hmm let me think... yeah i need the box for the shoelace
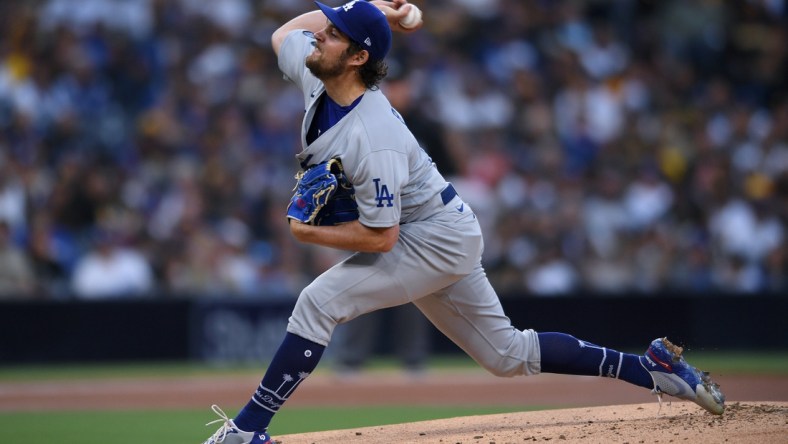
[205,404,234,443]
[651,387,669,414]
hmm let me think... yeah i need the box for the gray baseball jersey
[279,30,541,377]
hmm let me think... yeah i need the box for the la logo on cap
[342,0,360,12]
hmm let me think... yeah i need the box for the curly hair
[345,40,388,90]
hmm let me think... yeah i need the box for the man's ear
[349,49,369,67]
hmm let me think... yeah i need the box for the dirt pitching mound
[275,401,788,444]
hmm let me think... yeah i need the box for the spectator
[525,242,579,296]
[0,162,27,236]
[71,229,154,299]
[709,195,784,265]
[26,212,71,298]
[0,220,35,298]
[623,167,674,231]
[215,216,259,296]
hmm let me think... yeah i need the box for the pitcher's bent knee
[286,287,339,347]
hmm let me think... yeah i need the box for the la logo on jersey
[373,178,394,207]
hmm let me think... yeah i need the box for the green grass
[0,406,537,443]
[676,352,788,375]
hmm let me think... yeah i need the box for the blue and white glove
[286,158,358,225]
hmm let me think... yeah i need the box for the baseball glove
[286,158,359,225]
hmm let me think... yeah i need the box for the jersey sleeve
[277,30,322,96]
[351,150,408,228]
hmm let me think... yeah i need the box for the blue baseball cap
[314,0,392,61]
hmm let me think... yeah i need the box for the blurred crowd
[0,0,786,300]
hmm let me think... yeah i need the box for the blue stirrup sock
[234,332,325,433]
[538,332,652,389]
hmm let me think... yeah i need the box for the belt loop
[440,183,457,205]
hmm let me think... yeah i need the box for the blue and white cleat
[202,405,274,444]
[640,338,725,415]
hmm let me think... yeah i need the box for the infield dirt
[276,401,788,444]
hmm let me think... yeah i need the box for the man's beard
[306,50,349,80]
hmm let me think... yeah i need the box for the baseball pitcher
[202,1,725,443]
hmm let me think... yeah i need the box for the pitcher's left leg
[414,264,724,414]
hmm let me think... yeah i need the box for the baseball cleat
[202,405,274,444]
[640,338,725,415]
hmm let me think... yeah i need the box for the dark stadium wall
[0,295,785,364]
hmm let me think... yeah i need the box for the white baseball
[399,4,422,29]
